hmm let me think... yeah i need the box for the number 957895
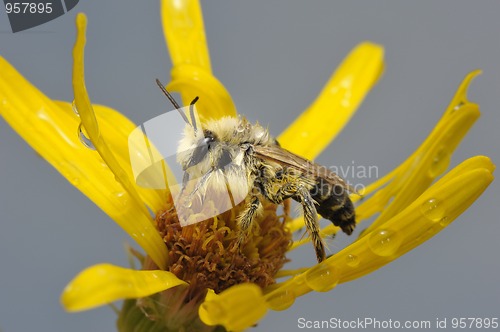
[5,2,53,14]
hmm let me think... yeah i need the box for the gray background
[1,1,499,331]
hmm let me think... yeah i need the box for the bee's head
[177,127,218,171]
[177,117,244,174]
[154,80,247,175]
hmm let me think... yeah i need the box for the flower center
[154,194,292,295]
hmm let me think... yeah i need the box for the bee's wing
[253,145,358,194]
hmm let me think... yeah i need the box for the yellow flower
[0,1,494,331]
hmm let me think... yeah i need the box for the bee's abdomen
[311,181,356,235]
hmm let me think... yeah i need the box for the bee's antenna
[189,96,199,132]
[155,79,190,125]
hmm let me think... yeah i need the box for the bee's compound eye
[204,136,214,147]
[203,130,216,149]
[275,170,283,180]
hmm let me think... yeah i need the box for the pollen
[154,195,292,295]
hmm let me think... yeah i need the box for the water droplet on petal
[452,101,465,112]
[368,229,402,257]
[57,162,87,187]
[99,161,109,169]
[78,123,96,150]
[305,263,340,292]
[346,254,360,267]
[439,216,451,227]
[1,98,10,114]
[72,100,79,116]
[112,191,128,206]
[266,289,295,311]
[425,225,439,236]
[292,275,304,286]
[421,198,446,222]
[428,147,451,177]
[183,199,193,208]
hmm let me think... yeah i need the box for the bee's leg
[177,171,190,198]
[184,167,215,202]
[296,186,325,263]
[260,180,297,204]
[236,196,262,249]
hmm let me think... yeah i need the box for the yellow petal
[339,162,494,282]
[286,70,481,236]
[0,56,167,269]
[61,264,186,312]
[73,14,168,269]
[161,0,236,120]
[161,0,211,72]
[199,283,268,331]
[359,70,481,202]
[73,14,145,215]
[359,70,481,234]
[0,16,170,269]
[430,155,495,186]
[268,157,493,298]
[279,42,384,160]
[54,101,168,213]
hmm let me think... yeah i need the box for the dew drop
[266,289,295,311]
[58,162,85,186]
[292,275,304,286]
[72,100,79,116]
[345,254,360,267]
[452,101,465,112]
[425,225,439,236]
[183,199,193,208]
[1,98,10,114]
[439,216,451,227]
[341,98,351,108]
[304,263,340,292]
[368,229,402,257]
[77,123,96,150]
[428,147,451,177]
[112,191,128,206]
[420,198,446,222]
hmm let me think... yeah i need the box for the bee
[156,80,356,263]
